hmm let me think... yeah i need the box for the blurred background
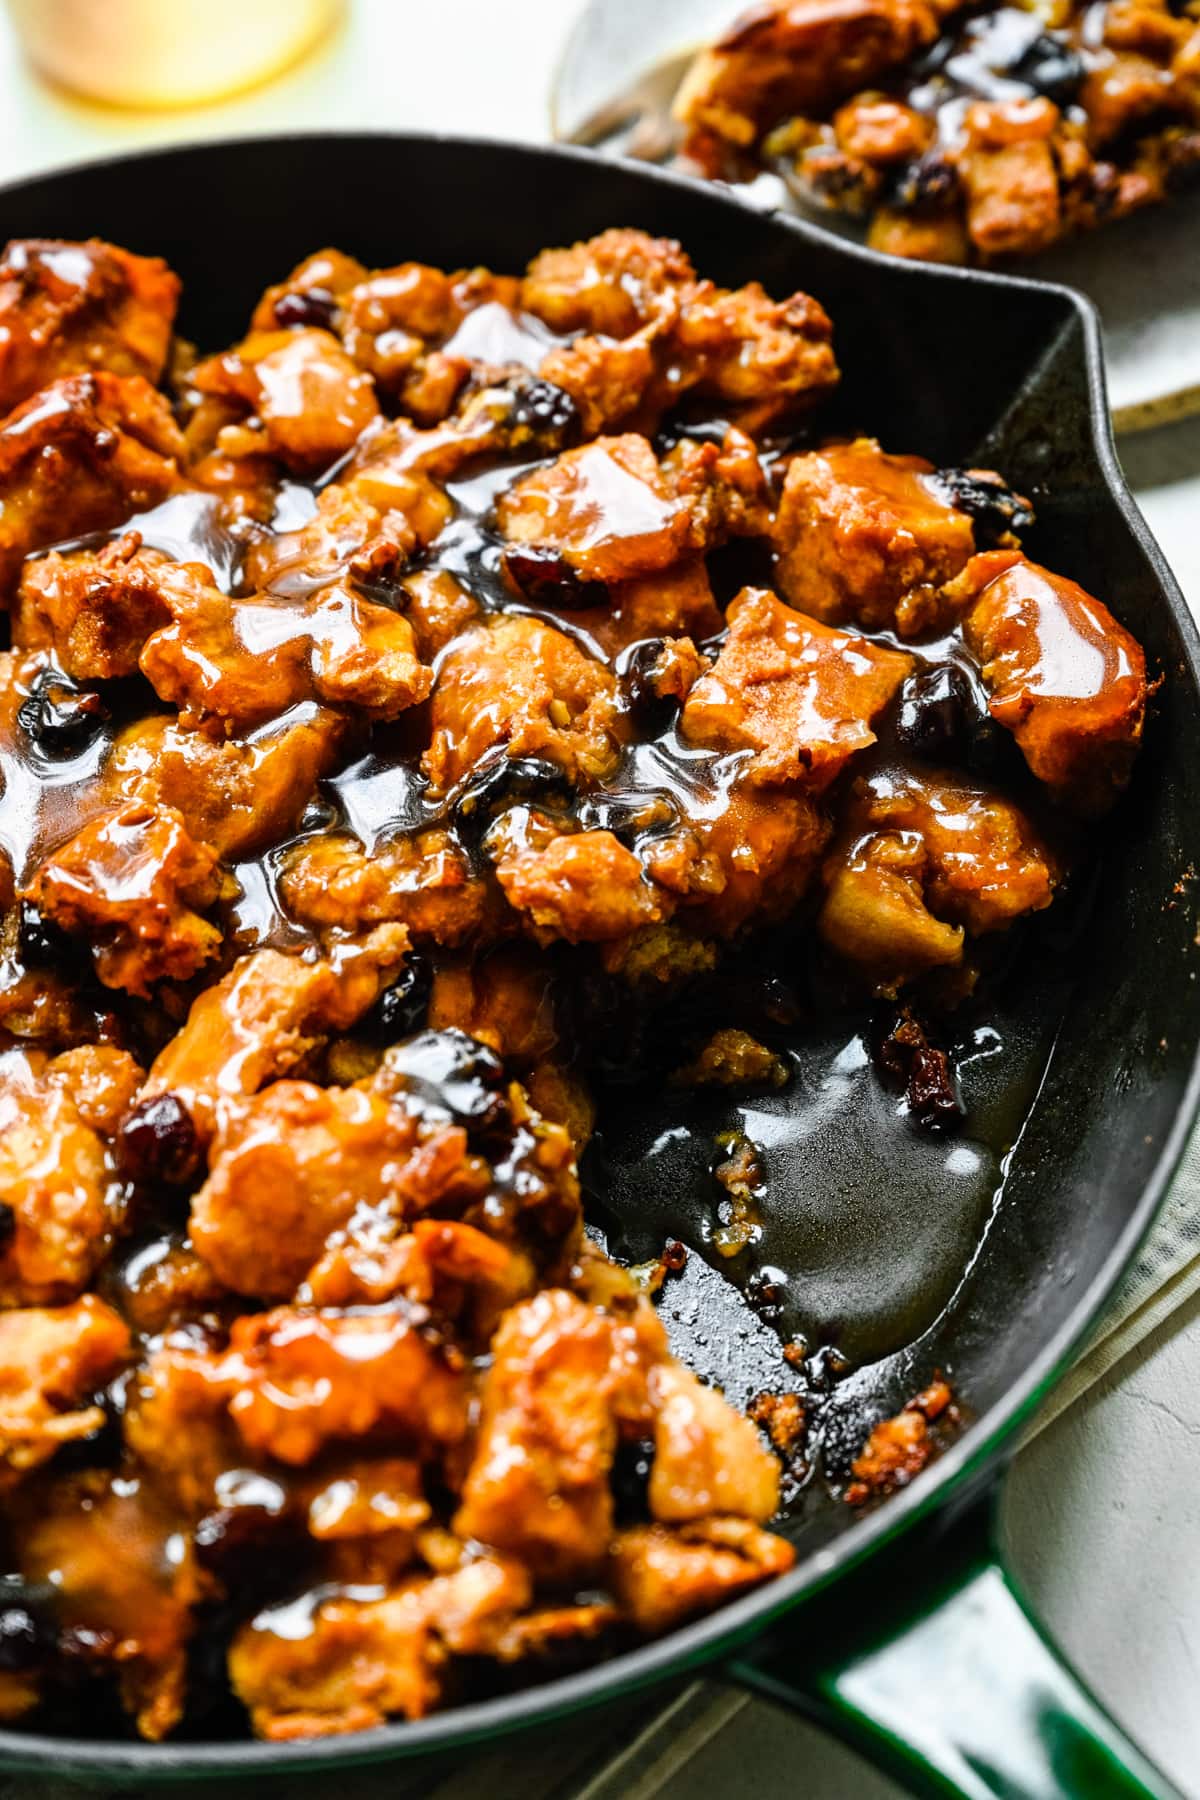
[0,0,580,175]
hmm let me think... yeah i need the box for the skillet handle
[726,1491,1184,1800]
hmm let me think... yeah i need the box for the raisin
[502,545,607,610]
[17,671,109,759]
[798,146,880,216]
[747,1267,788,1327]
[453,753,573,845]
[895,664,972,763]
[117,1093,201,1188]
[382,1028,507,1132]
[889,152,960,216]
[360,952,433,1045]
[870,1006,964,1133]
[934,467,1035,544]
[1005,34,1084,106]
[504,375,581,448]
[611,1437,656,1524]
[618,637,679,736]
[16,901,80,971]
[0,1203,13,1254]
[273,287,338,330]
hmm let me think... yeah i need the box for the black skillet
[1,134,1198,1799]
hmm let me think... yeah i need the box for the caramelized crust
[0,372,183,599]
[0,238,179,414]
[774,440,977,636]
[962,554,1148,814]
[680,586,913,786]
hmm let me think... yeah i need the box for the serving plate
[551,0,1200,433]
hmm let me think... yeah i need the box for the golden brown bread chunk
[497,434,697,584]
[0,372,183,599]
[819,765,1061,990]
[106,706,352,862]
[13,1469,202,1739]
[455,1289,661,1578]
[959,98,1063,260]
[681,586,913,787]
[26,803,225,996]
[134,556,430,733]
[0,1295,130,1481]
[773,439,978,636]
[525,230,837,433]
[609,1516,795,1634]
[648,1361,781,1522]
[15,534,172,680]
[962,553,1148,815]
[142,929,410,1141]
[0,237,179,413]
[228,1302,471,1466]
[229,1555,538,1738]
[188,326,379,475]
[190,1078,486,1300]
[278,830,490,949]
[496,829,666,946]
[423,614,624,795]
[0,1046,141,1305]
[674,0,946,147]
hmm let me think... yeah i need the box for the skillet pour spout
[0,133,1195,1799]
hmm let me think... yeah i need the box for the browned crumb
[711,1131,765,1258]
[845,1376,957,1505]
[748,1389,806,1458]
[672,1027,789,1090]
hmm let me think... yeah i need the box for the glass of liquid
[5,0,344,108]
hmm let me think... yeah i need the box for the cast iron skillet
[1,133,1198,1800]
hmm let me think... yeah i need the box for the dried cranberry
[618,637,679,736]
[661,1238,688,1273]
[907,1043,963,1131]
[117,1093,201,1187]
[503,545,607,609]
[273,286,338,330]
[895,664,972,763]
[17,670,109,758]
[360,952,433,1045]
[934,468,1035,544]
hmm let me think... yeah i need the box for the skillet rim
[0,128,1197,1778]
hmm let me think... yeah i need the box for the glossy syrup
[1,381,1095,1505]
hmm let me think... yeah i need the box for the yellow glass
[5,0,343,109]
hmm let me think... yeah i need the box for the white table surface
[1,4,1198,1794]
